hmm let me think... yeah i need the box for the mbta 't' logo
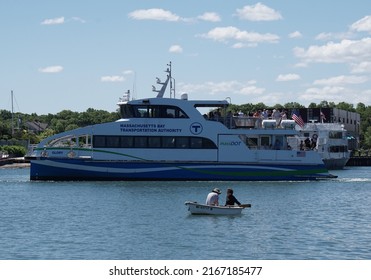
[190,122,203,135]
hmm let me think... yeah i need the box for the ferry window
[329,131,342,139]
[261,136,270,148]
[148,106,159,118]
[202,138,217,149]
[162,137,175,148]
[247,137,258,148]
[136,106,149,118]
[134,137,147,148]
[78,135,90,147]
[178,109,188,118]
[148,136,161,148]
[120,105,135,118]
[106,136,120,148]
[190,137,202,148]
[153,106,164,118]
[176,137,189,148]
[163,106,188,118]
[93,136,106,148]
[121,136,134,148]
[166,107,176,118]
[329,145,347,153]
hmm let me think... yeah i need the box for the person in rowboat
[206,188,221,206]
[225,188,241,206]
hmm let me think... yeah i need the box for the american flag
[320,111,326,123]
[292,109,305,128]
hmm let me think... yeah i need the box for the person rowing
[225,188,241,206]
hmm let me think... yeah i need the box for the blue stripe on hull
[30,158,334,181]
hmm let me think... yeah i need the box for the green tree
[283,102,304,109]
[336,102,355,112]
[363,127,371,148]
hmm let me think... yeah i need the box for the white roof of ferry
[118,97,229,108]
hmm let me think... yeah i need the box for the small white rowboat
[185,201,251,215]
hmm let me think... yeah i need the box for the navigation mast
[152,61,176,98]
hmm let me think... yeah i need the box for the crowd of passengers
[300,137,317,151]
[204,108,290,128]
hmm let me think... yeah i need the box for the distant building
[25,121,48,134]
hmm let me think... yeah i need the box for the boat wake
[336,178,371,183]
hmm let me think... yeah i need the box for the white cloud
[200,26,279,45]
[123,70,134,75]
[41,16,86,25]
[350,15,371,33]
[169,45,183,53]
[41,17,65,25]
[38,65,63,73]
[350,61,371,73]
[299,86,370,105]
[128,8,181,21]
[276,74,301,82]
[313,75,368,86]
[178,80,265,96]
[315,32,335,41]
[101,76,125,82]
[236,3,282,21]
[301,86,346,102]
[315,32,351,41]
[293,37,371,63]
[288,31,302,39]
[240,85,265,95]
[70,17,86,24]
[197,12,221,22]
[232,42,258,48]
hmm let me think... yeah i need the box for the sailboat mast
[11,90,14,136]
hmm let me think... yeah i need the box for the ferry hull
[323,158,350,170]
[30,158,335,181]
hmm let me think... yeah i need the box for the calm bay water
[0,167,370,260]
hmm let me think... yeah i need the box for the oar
[240,203,251,208]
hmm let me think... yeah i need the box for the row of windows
[120,104,188,119]
[329,145,348,153]
[93,135,217,149]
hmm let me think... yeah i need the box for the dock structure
[0,157,30,168]
[347,156,371,166]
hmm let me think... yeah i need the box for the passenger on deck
[272,109,281,126]
[300,140,305,150]
[208,111,214,120]
[274,139,281,150]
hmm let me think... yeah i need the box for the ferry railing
[207,116,298,130]
[232,116,262,128]
[25,144,38,157]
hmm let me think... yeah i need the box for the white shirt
[206,192,219,206]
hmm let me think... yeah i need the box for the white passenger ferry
[28,63,336,181]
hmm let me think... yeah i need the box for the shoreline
[0,157,30,169]
[0,162,30,168]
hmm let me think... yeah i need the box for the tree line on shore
[1,100,371,152]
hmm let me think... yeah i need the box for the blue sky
[1,0,371,114]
